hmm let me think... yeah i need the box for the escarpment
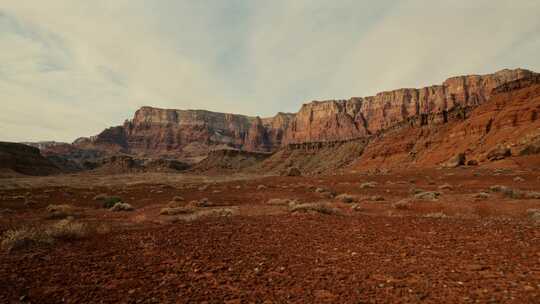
[72,69,536,160]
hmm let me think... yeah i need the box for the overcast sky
[2,0,540,142]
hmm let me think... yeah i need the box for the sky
[1,0,540,142]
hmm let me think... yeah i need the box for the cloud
[1,0,539,142]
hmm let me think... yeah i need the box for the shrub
[1,219,87,252]
[369,195,385,201]
[172,196,185,202]
[110,202,134,212]
[392,200,411,210]
[289,202,342,215]
[414,191,441,201]
[194,198,211,207]
[45,219,87,240]
[490,186,540,199]
[93,193,108,201]
[1,227,53,252]
[360,182,377,189]
[336,194,355,203]
[160,206,196,216]
[474,192,490,200]
[103,196,122,208]
[424,212,448,218]
[527,209,540,222]
[438,184,453,191]
[266,198,295,206]
[177,208,235,222]
[46,204,75,219]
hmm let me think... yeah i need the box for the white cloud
[1,0,539,142]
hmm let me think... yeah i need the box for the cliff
[74,69,536,158]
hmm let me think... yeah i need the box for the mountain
[0,142,61,177]
[73,69,535,160]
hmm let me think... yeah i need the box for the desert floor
[1,167,539,303]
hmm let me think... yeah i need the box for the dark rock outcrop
[0,142,60,176]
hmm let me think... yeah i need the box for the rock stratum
[11,68,540,176]
[74,69,535,157]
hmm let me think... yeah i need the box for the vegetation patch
[289,202,342,215]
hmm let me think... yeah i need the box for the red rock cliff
[283,68,534,144]
[75,69,536,157]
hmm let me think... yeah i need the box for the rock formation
[75,69,535,159]
[0,142,60,176]
[283,68,534,144]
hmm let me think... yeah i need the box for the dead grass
[110,202,134,212]
[392,200,412,210]
[360,182,377,189]
[45,219,87,240]
[336,194,356,203]
[46,204,76,219]
[176,208,235,222]
[1,219,87,252]
[160,206,196,215]
[424,212,448,219]
[490,185,540,199]
[289,202,342,215]
[266,198,296,206]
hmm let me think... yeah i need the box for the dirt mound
[0,142,61,176]
[93,155,190,174]
[254,139,368,175]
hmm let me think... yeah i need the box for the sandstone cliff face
[283,69,534,144]
[75,107,294,157]
[75,69,536,158]
[351,76,540,170]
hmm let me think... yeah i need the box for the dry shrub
[172,196,184,202]
[177,208,235,222]
[490,185,540,199]
[45,219,87,240]
[438,184,453,191]
[289,202,342,215]
[1,227,53,252]
[110,202,134,212]
[392,200,412,210]
[46,204,76,219]
[266,198,295,206]
[360,182,377,189]
[1,219,87,252]
[527,209,540,222]
[167,200,185,208]
[414,191,441,201]
[160,206,196,216]
[193,198,212,207]
[350,203,362,211]
[93,193,108,201]
[424,212,448,219]
[336,194,356,204]
[474,192,490,200]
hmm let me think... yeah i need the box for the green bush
[103,196,122,209]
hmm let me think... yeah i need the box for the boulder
[487,147,512,161]
[444,153,466,168]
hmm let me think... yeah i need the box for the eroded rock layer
[74,69,536,158]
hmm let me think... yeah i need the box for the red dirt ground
[1,167,539,303]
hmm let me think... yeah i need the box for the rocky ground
[0,167,539,303]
